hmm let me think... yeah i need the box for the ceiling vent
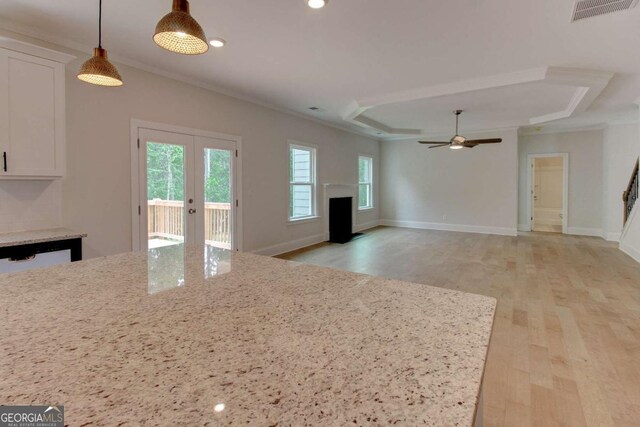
[571,0,639,21]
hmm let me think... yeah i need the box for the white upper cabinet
[0,38,74,179]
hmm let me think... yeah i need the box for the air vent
[571,0,638,21]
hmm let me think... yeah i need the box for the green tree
[146,143,230,203]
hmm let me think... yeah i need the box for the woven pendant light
[154,0,209,55]
[77,0,123,87]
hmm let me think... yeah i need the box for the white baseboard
[620,241,640,264]
[380,219,517,237]
[603,231,621,242]
[254,220,380,257]
[354,220,380,233]
[518,224,531,232]
[567,227,603,237]
[252,233,325,257]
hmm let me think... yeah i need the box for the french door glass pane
[290,184,312,218]
[204,148,232,249]
[146,142,186,249]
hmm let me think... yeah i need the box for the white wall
[602,122,640,241]
[518,130,603,236]
[0,31,380,258]
[61,60,380,258]
[0,180,62,233]
[380,129,519,236]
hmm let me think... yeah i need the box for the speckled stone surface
[0,244,495,426]
[0,228,87,248]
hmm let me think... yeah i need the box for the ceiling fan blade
[464,138,502,144]
[418,141,449,144]
[428,144,449,149]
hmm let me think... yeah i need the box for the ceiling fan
[418,110,502,150]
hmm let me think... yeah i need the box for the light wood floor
[279,227,640,427]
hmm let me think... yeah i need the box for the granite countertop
[0,228,87,248]
[0,244,496,426]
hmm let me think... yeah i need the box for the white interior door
[529,154,567,234]
[137,128,237,251]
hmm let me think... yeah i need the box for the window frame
[358,155,374,210]
[288,141,318,222]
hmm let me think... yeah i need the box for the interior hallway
[279,227,640,426]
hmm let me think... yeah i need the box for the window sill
[288,216,320,225]
[358,207,375,212]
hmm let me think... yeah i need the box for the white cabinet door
[0,48,66,178]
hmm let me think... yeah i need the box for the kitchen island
[0,244,495,426]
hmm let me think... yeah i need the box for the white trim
[358,154,374,210]
[518,224,531,232]
[567,227,603,237]
[603,231,621,242]
[130,119,243,252]
[518,124,607,136]
[619,203,639,263]
[620,201,638,241]
[252,233,326,257]
[288,140,318,222]
[380,220,517,237]
[620,241,640,264]
[344,67,612,137]
[354,220,380,233]
[527,153,569,234]
[0,24,379,141]
[0,36,75,63]
[323,183,359,240]
[383,126,519,142]
[287,216,320,225]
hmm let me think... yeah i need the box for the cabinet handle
[2,152,6,172]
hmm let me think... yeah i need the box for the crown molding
[345,67,613,137]
[381,126,520,142]
[0,20,380,143]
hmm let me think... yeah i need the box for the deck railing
[623,158,639,225]
[147,199,231,248]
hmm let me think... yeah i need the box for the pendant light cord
[98,0,102,48]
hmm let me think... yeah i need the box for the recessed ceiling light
[209,37,226,48]
[307,0,327,9]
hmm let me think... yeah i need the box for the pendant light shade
[77,0,123,87]
[78,48,123,86]
[154,0,209,55]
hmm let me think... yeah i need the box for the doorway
[527,153,568,234]
[131,122,241,251]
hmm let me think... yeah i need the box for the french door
[137,128,237,251]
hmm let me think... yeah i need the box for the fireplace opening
[329,197,361,244]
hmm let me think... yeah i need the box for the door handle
[188,208,196,214]
[2,151,6,172]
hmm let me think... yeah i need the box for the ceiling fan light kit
[77,0,123,87]
[418,110,502,150]
[154,0,209,55]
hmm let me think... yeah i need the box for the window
[358,156,373,209]
[289,143,317,220]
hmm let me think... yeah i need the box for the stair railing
[623,158,639,225]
